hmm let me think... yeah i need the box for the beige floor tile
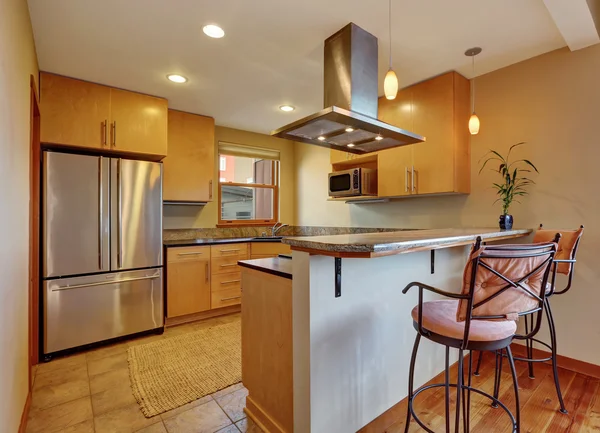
[215,388,248,423]
[127,333,165,347]
[91,382,137,416]
[163,400,232,433]
[160,395,213,420]
[86,342,128,362]
[135,422,168,432]
[36,354,87,375]
[26,396,93,433]
[88,352,128,376]
[211,383,244,400]
[34,363,89,390]
[94,402,160,433]
[31,378,90,410]
[57,419,95,433]
[217,314,241,325]
[216,425,241,433]
[235,418,262,433]
[89,367,130,394]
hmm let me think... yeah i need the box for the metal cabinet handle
[177,252,204,256]
[220,249,240,253]
[411,166,416,193]
[102,120,107,146]
[209,180,213,200]
[98,157,103,270]
[405,167,410,193]
[205,262,209,283]
[111,121,116,147]
[220,263,237,268]
[221,296,241,302]
[52,275,160,291]
[220,279,241,285]
[117,159,123,268]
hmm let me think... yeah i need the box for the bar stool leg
[524,315,535,379]
[404,334,421,433]
[492,349,503,408]
[462,351,473,432]
[506,346,521,433]
[474,351,484,376]
[455,350,464,433]
[444,346,451,433]
[545,299,568,414]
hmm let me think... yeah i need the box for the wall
[164,126,296,228]
[0,0,39,430]
[294,44,600,365]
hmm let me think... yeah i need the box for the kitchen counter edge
[238,257,293,280]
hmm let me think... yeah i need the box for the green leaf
[507,142,525,159]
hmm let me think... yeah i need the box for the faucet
[272,222,289,237]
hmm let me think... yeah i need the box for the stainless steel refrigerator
[42,151,164,356]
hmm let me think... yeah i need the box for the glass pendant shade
[469,113,480,135]
[384,69,398,100]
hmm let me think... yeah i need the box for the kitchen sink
[252,236,284,241]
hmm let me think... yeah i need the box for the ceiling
[28,0,571,134]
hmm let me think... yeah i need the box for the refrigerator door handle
[98,157,103,271]
[117,159,123,269]
[51,275,160,292]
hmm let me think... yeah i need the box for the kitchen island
[274,228,528,433]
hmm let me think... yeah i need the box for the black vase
[499,214,513,230]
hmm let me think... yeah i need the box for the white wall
[0,0,39,430]
[294,45,600,366]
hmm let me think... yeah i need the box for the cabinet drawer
[211,287,242,309]
[167,246,211,263]
[250,242,291,256]
[211,271,242,293]
[211,256,244,274]
[210,243,249,258]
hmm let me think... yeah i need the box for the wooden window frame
[217,158,279,227]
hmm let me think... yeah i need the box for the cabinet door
[167,248,211,318]
[40,72,111,149]
[377,88,414,196]
[411,73,455,194]
[164,110,215,202]
[109,88,168,157]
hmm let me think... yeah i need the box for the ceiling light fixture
[279,105,295,112]
[384,0,398,100]
[317,136,326,141]
[375,135,383,141]
[347,143,355,148]
[167,74,188,83]
[345,127,354,132]
[465,47,482,135]
[203,24,225,38]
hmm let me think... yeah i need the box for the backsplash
[163,226,407,241]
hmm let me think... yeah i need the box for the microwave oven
[328,168,377,197]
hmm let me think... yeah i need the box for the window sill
[217,221,277,228]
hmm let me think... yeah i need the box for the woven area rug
[128,320,241,417]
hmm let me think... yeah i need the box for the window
[218,142,280,226]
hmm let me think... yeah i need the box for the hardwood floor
[384,351,600,432]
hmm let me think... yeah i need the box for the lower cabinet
[166,246,211,318]
[250,242,291,259]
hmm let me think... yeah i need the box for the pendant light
[384,0,398,100]
[465,47,482,135]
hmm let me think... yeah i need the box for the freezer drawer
[44,269,163,354]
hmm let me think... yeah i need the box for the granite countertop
[238,256,292,279]
[282,228,532,258]
[164,237,285,247]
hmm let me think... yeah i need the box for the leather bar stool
[473,224,584,414]
[403,238,557,433]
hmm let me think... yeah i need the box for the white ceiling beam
[543,0,600,50]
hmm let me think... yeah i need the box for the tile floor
[27,313,262,433]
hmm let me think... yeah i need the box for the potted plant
[479,142,539,230]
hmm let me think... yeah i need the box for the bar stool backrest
[456,241,557,341]
[533,224,583,276]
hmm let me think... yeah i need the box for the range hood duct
[271,23,425,155]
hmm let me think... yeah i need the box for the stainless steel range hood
[271,23,425,155]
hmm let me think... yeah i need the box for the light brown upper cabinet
[163,110,215,202]
[40,72,111,149]
[40,72,168,158]
[377,71,471,196]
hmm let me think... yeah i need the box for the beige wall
[0,0,39,430]
[294,45,600,365]
[164,126,296,228]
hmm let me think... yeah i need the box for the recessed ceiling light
[347,143,355,148]
[167,74,187,83]
[345,127,354,132]
[279,105,295,112]
[317,136,326,141]
[375,135,383,141]
[203,24,225,38]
